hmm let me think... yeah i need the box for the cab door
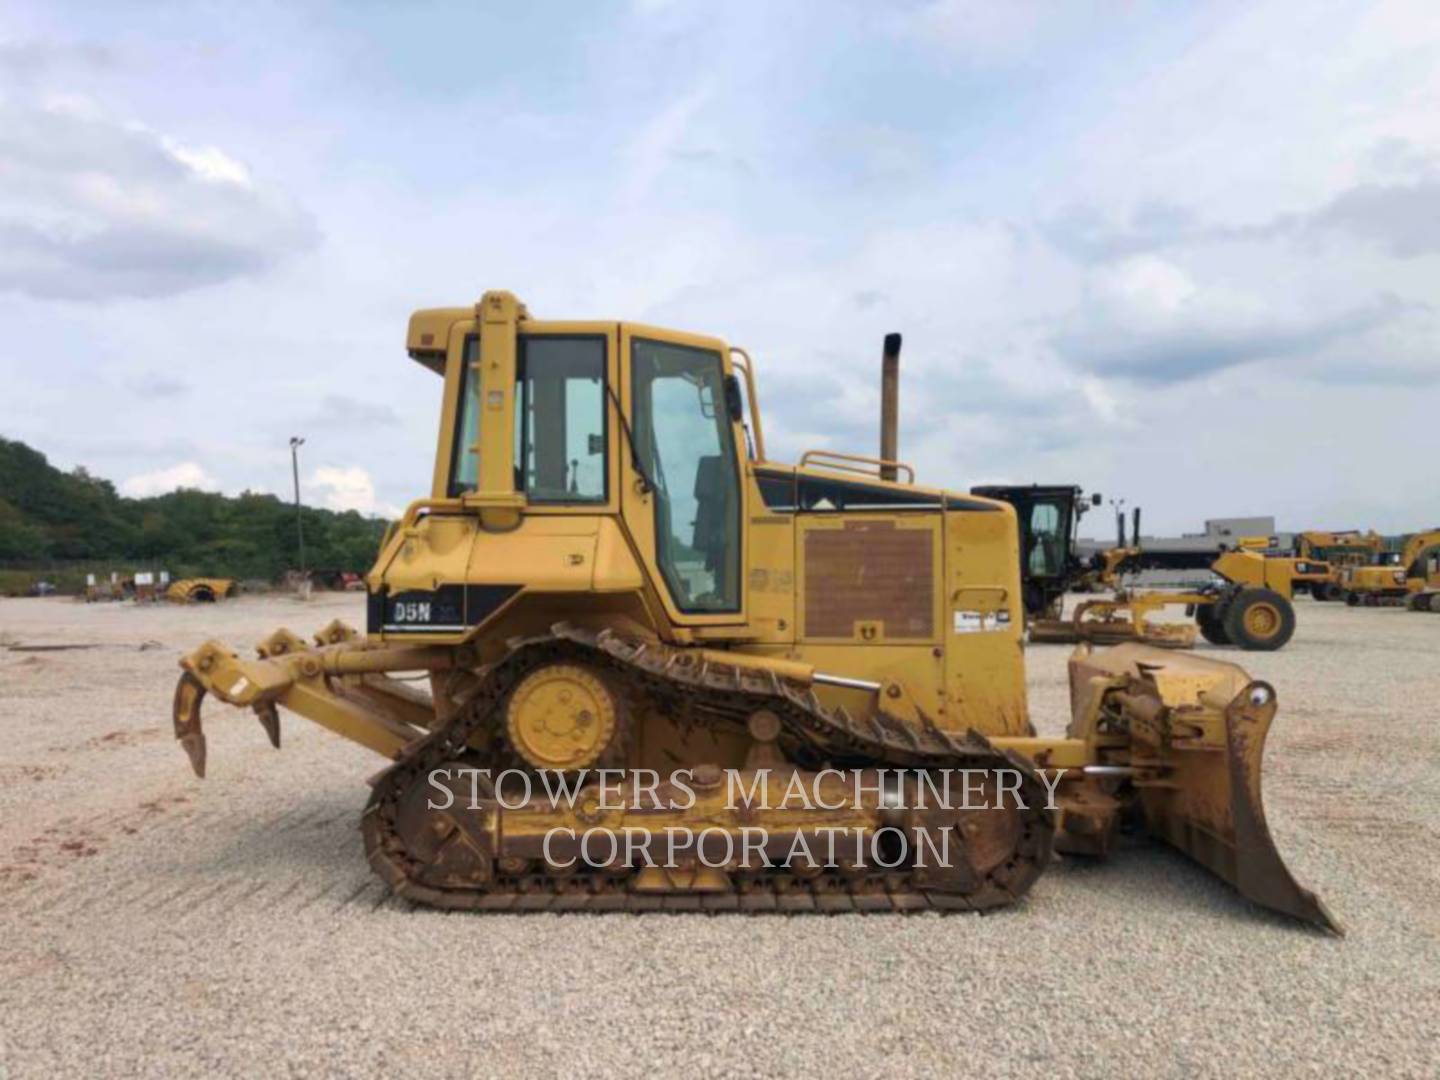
[620,323,748,630]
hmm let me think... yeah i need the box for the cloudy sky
[2,1,1438,534]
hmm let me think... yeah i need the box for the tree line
[0,436,388,584]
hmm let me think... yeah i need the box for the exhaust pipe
[1133,507,1142,548]
[1117,511,1127,549]
[880,332,902,481]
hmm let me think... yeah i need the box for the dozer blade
[1030,617,1194,649]
[1071,644,1341,933]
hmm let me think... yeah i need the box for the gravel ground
[0,593,1436,1078]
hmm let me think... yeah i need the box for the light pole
[290,436,306,580]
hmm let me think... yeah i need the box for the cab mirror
[1091,492,1103,506]
[723,373,744,423]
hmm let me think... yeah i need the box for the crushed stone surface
[1,593,1436,1077]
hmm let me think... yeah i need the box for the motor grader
[172,290,1336,930]
[969,491,1310,651]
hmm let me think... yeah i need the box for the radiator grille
[803,522,934,639]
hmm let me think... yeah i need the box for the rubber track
[362,623,1055,914]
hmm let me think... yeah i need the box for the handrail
[728,347,767,462]
[798,449,915,485]
[396,497,464,530]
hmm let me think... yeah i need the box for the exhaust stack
[880,332,902,482]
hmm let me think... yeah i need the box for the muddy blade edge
[1143,679,1343,935]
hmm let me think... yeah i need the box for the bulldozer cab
[392,295,751,636]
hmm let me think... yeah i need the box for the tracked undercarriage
[360,626,1052,912]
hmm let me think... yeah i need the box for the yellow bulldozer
[171,290,1336,930]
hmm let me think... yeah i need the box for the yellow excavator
[171,291,1336,930]
[1336,529,1440,609]
[1294,530,1388,602]
[1402,530,1440,611]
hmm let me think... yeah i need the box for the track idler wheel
[504,663,621,772]
[902,769,1051,901]
[390,763,499,890]
[1223,588,1296,651]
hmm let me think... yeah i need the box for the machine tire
[1344,590,1360,607]
[1223,588,1296,651]
[1195,600,1231,645]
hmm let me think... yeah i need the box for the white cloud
[310,466,402,519]
[119,461,220,497]
[1079,377,1122,425]
[0,95,317,300]
[3,4,1440,535]
[1094,256,1198,315]
[161,139,254,188]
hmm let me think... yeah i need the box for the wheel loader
[171,290,1336,930]
[970,491,1310,651]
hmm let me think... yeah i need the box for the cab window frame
[446,336,481,498]
[630,335,743,615]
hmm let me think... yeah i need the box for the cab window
[448,338,481,495]
[1027,500,1064,577]
[516,336,607,503]
[632,338,741,613]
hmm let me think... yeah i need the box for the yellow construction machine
[1048,546,1310,651]
[1402,530,1440,611]
[1335,529,1440,610]
[1294,530,1387,601]
[166,578,238,604]
[171,291,1336,930]
[973,493,1311,651]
